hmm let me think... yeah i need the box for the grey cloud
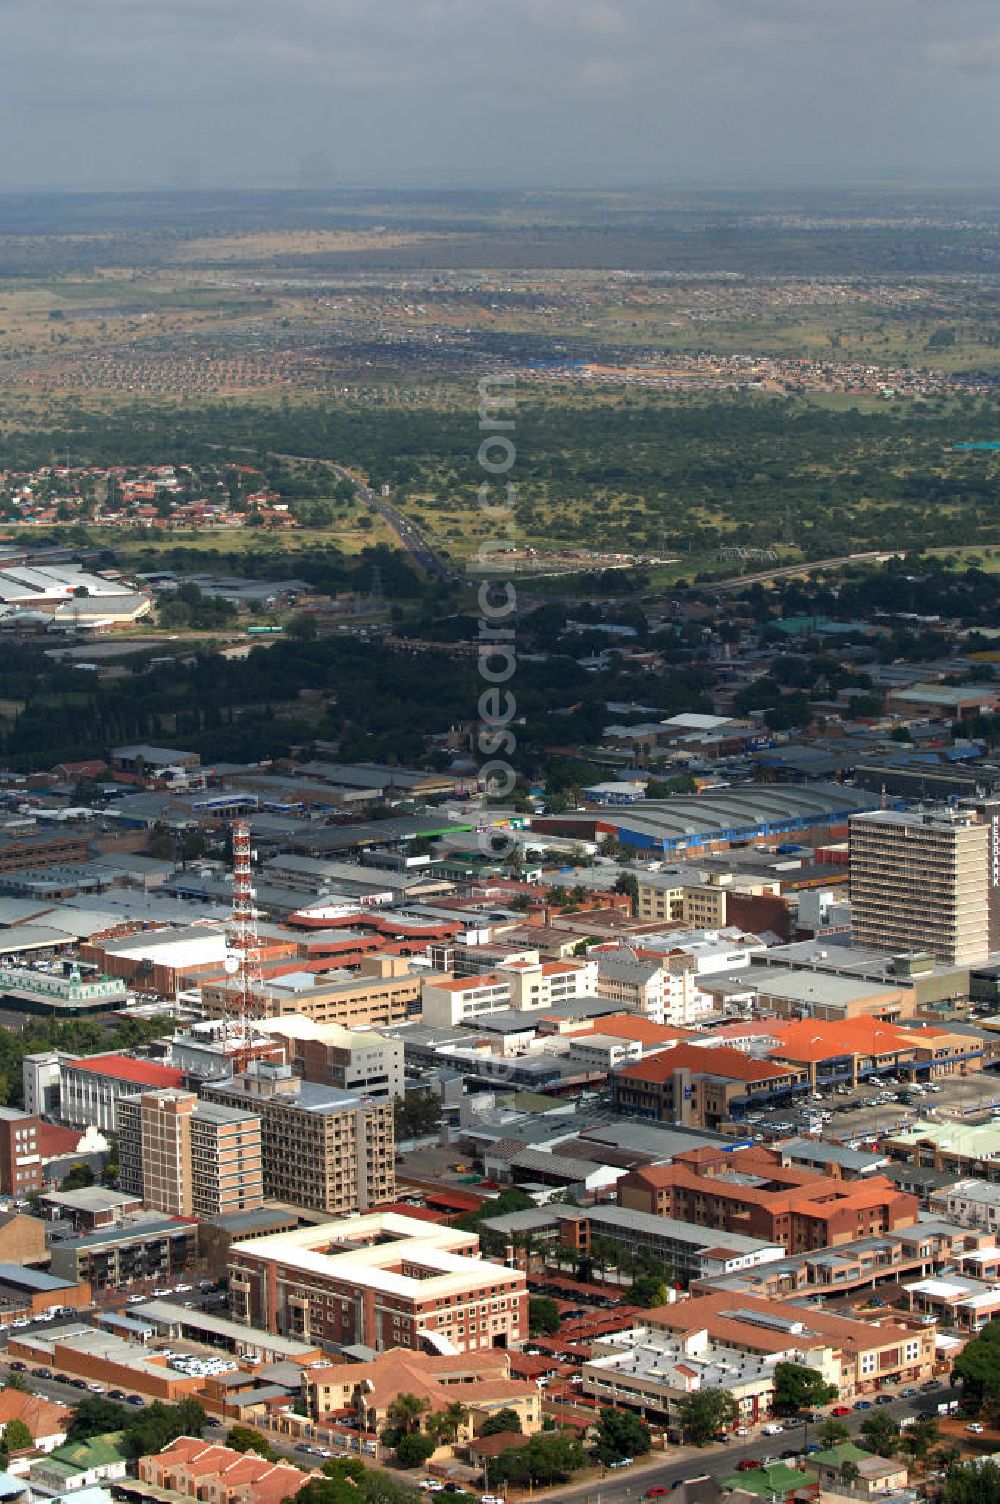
[1,0,999,189]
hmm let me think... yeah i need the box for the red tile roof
[616,1041,792,1085]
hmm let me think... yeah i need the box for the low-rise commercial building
[611,1043,806,1127]
[884,1119,1000,1181]
[228,1212,527,1355]
[57,1053,186,1133]
[647,1290,936,1396]
[305,1348,542,1437]
[202,955,424,1029]
[48,1216,196,1290]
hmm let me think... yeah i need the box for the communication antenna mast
[225,819,265,1063]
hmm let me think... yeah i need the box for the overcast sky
[3,0,1000,192]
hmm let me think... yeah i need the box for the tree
[297,1463,422,1504]
[396,1434,436,1468]
[900,1416,939,1463]
[528,1297,560,1336]
[630,1272,668,1308]
[492,1430,585,1487]
[3,1373,29,1394]
[62,1162,95,1191]
[945,1460,1000,1504]
[225,1426,277,1459]
[819,1419,851,1448]
[386,1393,430,1438]
[480,1409,522,1438]
[840,1460,860,1486]
[68,1396,131,1441]
[123,1398,207,1459]
[1,1419,32,1453]
[393,1091,441,1140]
[677,1390,738,1445]
[592,1407,652,1464]
[860,1410,900,1458]
[953,1316,1000,1408]
[426,1402,467,1445]
[613,872,638,911]
[772,1362,839,1415]
[288,613,318,642]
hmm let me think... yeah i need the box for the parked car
[127,1394,145,1406]
[900,1388,919,1399]
[921,1380,943,1392]
[967,1423,984,1434]
[832,1406,852,1417]
[737,1460,762,1472]
[875,1395,894,1405]
[645,1489,671,1498]
[854,1401,872,1411]
[8,1362,27,1373]
[608,1459,633,1470]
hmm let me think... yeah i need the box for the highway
[710,550,901,593]
[324,461,456,584]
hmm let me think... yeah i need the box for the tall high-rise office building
[849,807,989,965]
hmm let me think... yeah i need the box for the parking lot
[741,1065,1000,1147]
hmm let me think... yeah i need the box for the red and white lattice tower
[226,819,265,1054]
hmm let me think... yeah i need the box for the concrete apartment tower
[849,807,989,966]
[119,1089,263,1218]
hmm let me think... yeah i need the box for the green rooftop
[46,1432,129,1470]
[721,1462,806,1496]
[807,1442,872,1468]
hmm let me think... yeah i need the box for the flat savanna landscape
[3,187,1000,579]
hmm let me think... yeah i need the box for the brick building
[228,1212,527,1354]
[617,1144,919,1254]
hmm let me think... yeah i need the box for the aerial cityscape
[0,9,999,1504]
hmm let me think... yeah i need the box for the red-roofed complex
[60,1054,186,1133]
[611,1041,806,1128]
[766,1017,989,1088]
[618,1144,919,1254]
[140,1436,312,1504]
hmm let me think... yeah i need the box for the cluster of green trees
[0,1014,166,1109]
[67,1395,207,1458]
[382,1394,470,1468]
[953,1313,1000,1411]
[157,583,238,631]
[393,1090,442,1141]
[295,1455,422,1504]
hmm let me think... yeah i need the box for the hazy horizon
[4,1,1000,195]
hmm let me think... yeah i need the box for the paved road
[545,1385,961,1504]
[283,454,456,584]
[711,550,899,593]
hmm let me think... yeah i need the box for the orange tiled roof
[617,1041,793,1084]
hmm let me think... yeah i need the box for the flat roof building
[850,807,990,966]
[228,1212,527,1355]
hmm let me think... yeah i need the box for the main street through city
[537,1384,962,1504]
